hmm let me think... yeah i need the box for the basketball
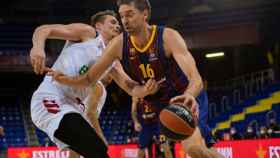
[159,104,196,140]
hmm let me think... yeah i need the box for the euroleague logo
[269,146,280,158]
[170,105,193,123]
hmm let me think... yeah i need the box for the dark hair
[90,10,117,27]
[117,0,151,20]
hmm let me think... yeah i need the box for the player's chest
[74,51,102,75]
[128,46,159,63]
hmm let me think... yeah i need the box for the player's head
[90,10,121,39]
[117,0,151,34]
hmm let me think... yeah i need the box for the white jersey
[31,35,110,149]
[34,35,108,101]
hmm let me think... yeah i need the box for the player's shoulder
[62,40,90,54]
[162,27,183,46]
[162,27,180,38]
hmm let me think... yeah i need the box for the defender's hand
[46,68,72,85]
[30,47,46,75]
[144,79,159,95]
[132,79,160,98]
[138,79,159,98]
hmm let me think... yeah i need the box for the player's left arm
[164,28,202,118]
[163,28,203,97]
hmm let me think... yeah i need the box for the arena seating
[0,100,27,150]
[210,82,280,134]
[99,106,135,144]
[0,24,33,54]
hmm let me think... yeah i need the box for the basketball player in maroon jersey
[46,0,224,157]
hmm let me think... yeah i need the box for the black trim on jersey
[122,32,130,73]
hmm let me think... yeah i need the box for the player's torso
[36,35,106,101]
[122,25,189,105]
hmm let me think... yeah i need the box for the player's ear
[143,9,149,21]
[95,22,103,31]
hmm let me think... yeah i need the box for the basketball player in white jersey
[30,10,121,158]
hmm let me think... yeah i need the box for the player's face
[119,3,147,35]
[100,15,121,38]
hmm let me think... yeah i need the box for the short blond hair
[90,10,117,27]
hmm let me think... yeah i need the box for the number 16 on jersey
[139,64,155,78]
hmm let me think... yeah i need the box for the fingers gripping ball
[159,104,196,141]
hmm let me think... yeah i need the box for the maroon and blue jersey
[121,25,190,105]
[122,25,215,146]
[137,99,159,125]
[136,99,161,149]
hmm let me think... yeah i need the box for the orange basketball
[159,104,196,140]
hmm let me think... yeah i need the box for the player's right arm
[131,97,142,132]
[47,34,123,88]
[47,34,158,97]
[30,23,96,74]
[32,23,96,42]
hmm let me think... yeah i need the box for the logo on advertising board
[216,147,233,158]
[11,149,69,158]
[17,150,29,158]
[256,144,267,158]
[32,150,69,158]
[122,148,138,158]
[8,139,280,158]
[269,146,280,158]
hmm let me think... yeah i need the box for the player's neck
[99,32,111,46]
[131,24,153,48]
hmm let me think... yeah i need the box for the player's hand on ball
[30,47,46,75]
[134,122,142,132]
[169,93,199,121]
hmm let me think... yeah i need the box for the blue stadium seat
[0,99,27,149]
[211,81,280,135]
